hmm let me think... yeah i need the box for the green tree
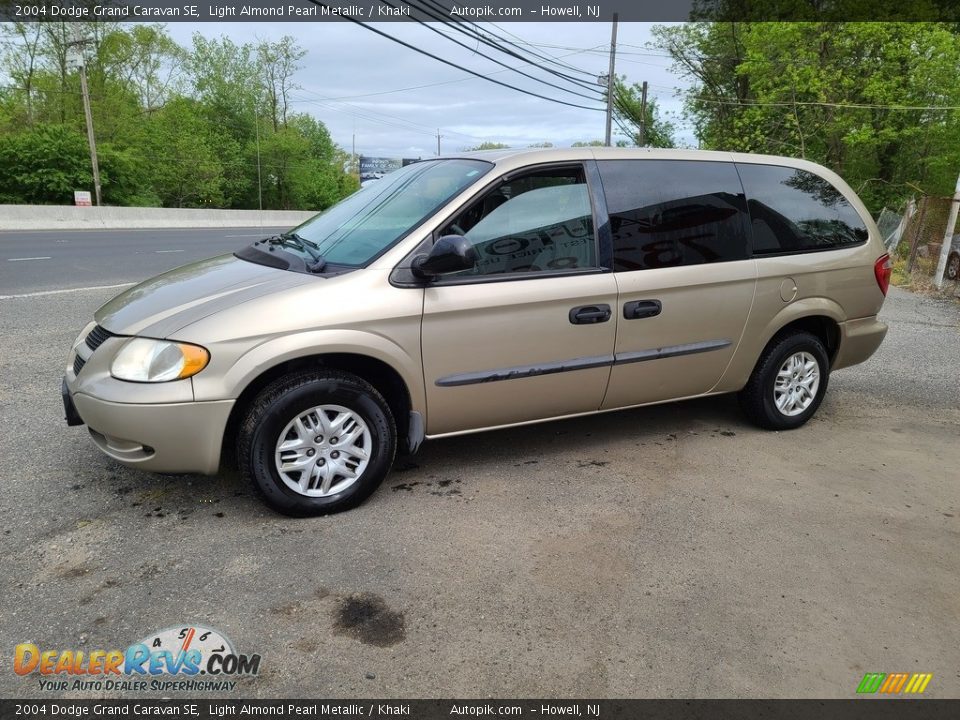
[142,98,225,207]
[651,21,960,210]
[613,81,677,148]
[464,141,511,150]
[0,25,363,209]
[0,123,148,205]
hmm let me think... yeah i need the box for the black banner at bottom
[3,700,959,720]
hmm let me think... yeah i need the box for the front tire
[738,332,829,430]
[238,370,396,516]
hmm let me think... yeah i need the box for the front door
[420,164,618,435]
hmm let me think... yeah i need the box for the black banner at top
[1,0,959,23]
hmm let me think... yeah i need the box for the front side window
[600,159,750,272]
[736,164,869,255]
[286,159,492,267]
[439,166,597,277]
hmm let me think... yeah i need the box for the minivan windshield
[283,159,493,267]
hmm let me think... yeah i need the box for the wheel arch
[716,299,844,392]
[216,344,422,468]
[768,314,841,365]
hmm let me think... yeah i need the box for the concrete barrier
[0,205,317,231]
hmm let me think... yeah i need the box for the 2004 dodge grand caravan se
[63,148,891,516]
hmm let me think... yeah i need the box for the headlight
[111,338,210,383]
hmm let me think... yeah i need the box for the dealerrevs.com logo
[14,625,261,693]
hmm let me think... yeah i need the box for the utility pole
[934,173,960,289]
[253,104,262,211]
[68,32,101,206]
[352,133,357,179]
[603,13,619,147]
[638,81,649,147]
[437,129,441,156]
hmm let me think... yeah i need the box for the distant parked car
[947,233,960,281]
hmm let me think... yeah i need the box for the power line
[413,0,601,85]
[406,0,604,94]
[290,87,484,142]
[687,95,960,111]
[484,22,613,77]
[293,46,608,103]
[305,3,605,112]
[381,0,602,102]
[289,95,443,137]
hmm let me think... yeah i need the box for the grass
[891,251,960,302]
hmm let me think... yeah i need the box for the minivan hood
[96,254,316,338]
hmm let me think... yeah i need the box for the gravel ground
[0,286,957,699]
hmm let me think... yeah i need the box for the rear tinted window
[599,160,750,271]
[736,164,869,255]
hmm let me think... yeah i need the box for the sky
[165,21,695,159]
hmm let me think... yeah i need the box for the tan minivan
[62,148,890,515]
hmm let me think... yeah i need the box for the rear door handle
[624,299,662,320]
[569,304,612,325]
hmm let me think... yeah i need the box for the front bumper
[63,323,234,475]
[62,378,84,426]
[68,389,234,475]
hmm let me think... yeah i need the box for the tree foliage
[651,21,960,211]
[0,23,357,209]
[613,80,676,148]
[464,141,511,150]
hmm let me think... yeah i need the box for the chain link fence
[879,197,959,293]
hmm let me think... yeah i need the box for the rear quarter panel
[715,156,887,392]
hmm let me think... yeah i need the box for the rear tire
[238,370,396,516]
[738,332,829,430]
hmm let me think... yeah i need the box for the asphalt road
[0,235,958,699]
[0,227,288,295]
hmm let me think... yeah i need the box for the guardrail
[0,205,316,231]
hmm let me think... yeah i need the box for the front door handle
[569,304,612,325]
[624,299,662,320]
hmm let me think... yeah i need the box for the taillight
[874,254,892,296]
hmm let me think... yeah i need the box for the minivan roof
[442,146,815,167]
[439,147,854,200]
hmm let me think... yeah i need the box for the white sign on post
[74,190,92,207]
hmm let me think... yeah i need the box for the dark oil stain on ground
[391,481,420,492]
[333,592,405,647]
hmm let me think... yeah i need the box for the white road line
[155,249,185,253]
[224,233,270,237]
[0,282,135,300]
[0,227,287,234]
[7,256,51,262]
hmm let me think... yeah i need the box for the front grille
[73,354,86,376]
[84,324,114,352]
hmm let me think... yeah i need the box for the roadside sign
[358,156,420,183]
[74,190,92,206]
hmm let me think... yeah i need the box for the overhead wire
[379,0,603,102]
[304,3,606,112]
[292,45,609,103]
[404,0,604,94]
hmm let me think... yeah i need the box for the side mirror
[411,235,477,279]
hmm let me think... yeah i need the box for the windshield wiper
[261,232,327,273]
